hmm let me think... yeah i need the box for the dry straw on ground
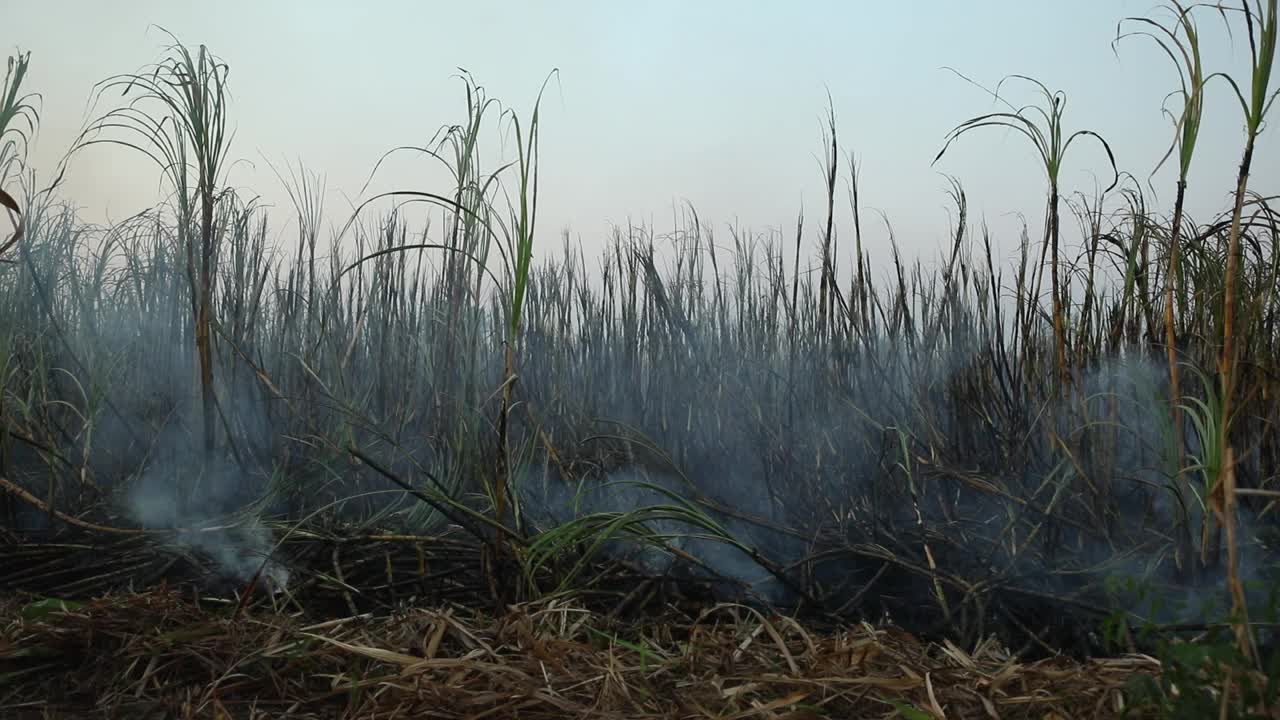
[1,586,1160,720]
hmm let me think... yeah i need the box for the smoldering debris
[123,453,290,593]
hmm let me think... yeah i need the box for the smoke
[8,200,1276,650]
[1061,354,1275,625]
[89,303,290,592]
[123,451,290,592]
[513,330,1277,635]
[518,465,803,606]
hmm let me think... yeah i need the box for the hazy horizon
[8,1,1278,269]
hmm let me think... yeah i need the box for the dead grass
[0,585,1163,720]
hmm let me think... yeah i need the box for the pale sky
[7,1,1277,269]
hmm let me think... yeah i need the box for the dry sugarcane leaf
[0,187,19,214]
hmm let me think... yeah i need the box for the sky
[6,1,1278,271]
